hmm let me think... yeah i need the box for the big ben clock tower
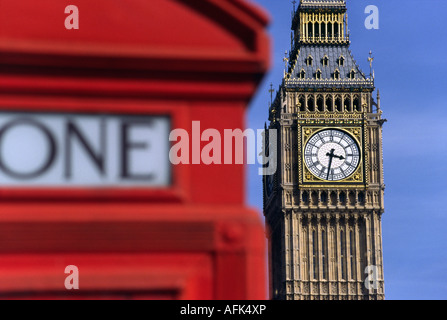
[263,0,386,300]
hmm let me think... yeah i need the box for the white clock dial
[304,129,360,181]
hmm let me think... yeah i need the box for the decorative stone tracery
[264,0,386,301]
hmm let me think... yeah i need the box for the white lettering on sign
[0,113,171,187]
[65,5,79,30]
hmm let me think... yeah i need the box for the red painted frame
[0,0,270,300]
[0,95,190,203]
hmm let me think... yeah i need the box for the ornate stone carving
[263,0,386,301]
[331,283,337,294]
[341,283,347,294]
[303,282,310,294]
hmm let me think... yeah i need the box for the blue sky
[247,0,447,300]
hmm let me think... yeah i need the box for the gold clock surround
[299,124,368,187]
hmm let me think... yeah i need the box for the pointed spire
[291,0,297,21]
[283,51,289,77]
[368,50,374,79]
[268,82,275,106]
[377,89,381,111]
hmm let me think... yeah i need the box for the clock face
[304,129,361,181]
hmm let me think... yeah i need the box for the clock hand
[326,149,335,180]
[325,149,345,180]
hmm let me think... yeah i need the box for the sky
[246,0,447,300]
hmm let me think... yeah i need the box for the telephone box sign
[0,112,171,187]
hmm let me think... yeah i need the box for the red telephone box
[0,0,270,299]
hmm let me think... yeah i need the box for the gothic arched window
[334,69,340,80]
[358,191,365,204]
[299,95,306,112]
[344,95,351,111]
[306,55,313,66]
[307,95,315,111]
[350,230,355,280]
[327,22,333,39]
[322,230,327,280]
[353,96,361,112]
[302,191,309,204]
[326,95,333,112]
[340,230,346,280]
[334,23,339,38]
[339,191,347,205]
[321,191,328,204]
[335,95,342,112]
[312,230,318,280]
[330,191,337,205]
[349,191,356,206]
[315,22,320,39]
[316,95,323,112]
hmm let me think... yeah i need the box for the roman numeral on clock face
[319,168,326,177]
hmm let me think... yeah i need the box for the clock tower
[263,0,386,300]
